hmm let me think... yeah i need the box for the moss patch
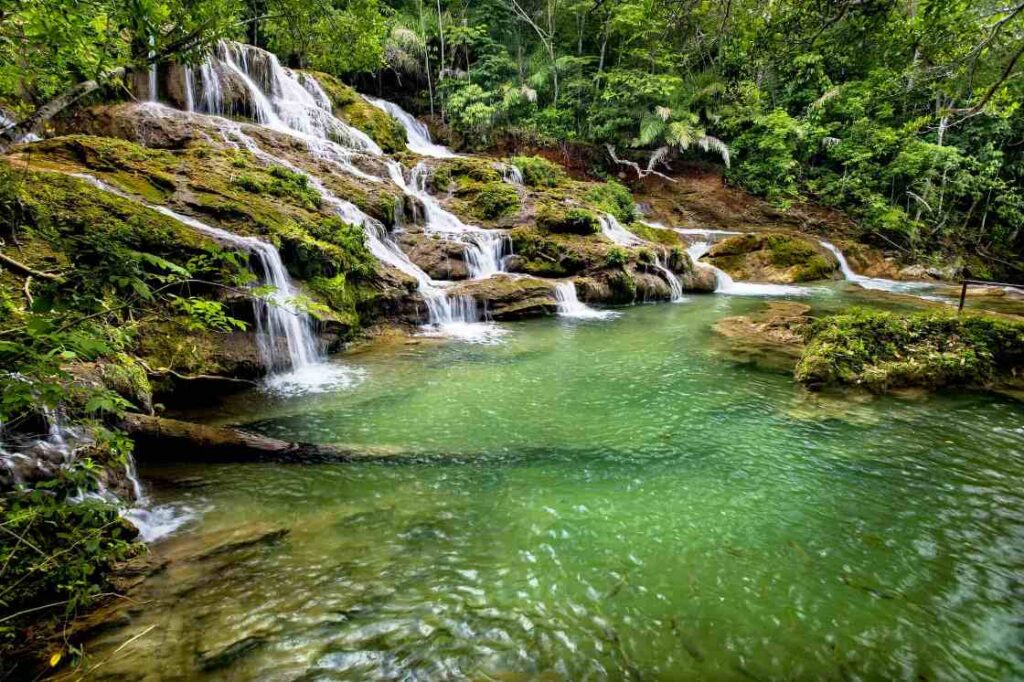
[303,71,407,153]
[509,155,565,187]
[795,309,1024,393]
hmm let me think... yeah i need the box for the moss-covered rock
[302,71,407,153]
[509,155,565,187]
[795,309,1024,393]
[705,232,839,283]
[585,181,636,223]
[471,182,520,219]
[536,206,599,235]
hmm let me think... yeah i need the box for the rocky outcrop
[448,275,558,319]
[398,232,471,280]
[705,232,840,283]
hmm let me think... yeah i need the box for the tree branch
[0,250,64,281]
[605,145,677,182]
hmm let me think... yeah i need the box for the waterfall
[147,36,158,102]
[402,162,510,279]
[184,66,195,112]
[70,173,349,383]
[554,281,615,319]
[652,256,686,302]
[209,118,497,338]
[818,240,938,297]
[686,240,810,296]
[600,214,644,247]
[498,162,524,186]
[151,42,509,337]
[199,59,223,115]
[364,96,456,158]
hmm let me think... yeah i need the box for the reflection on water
[82,295,1024,680]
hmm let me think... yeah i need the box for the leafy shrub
[0,462,141,638]
[585,181,636,223]
[795,309,1024,392]
[605,247,628,267]
[509,155,565,187]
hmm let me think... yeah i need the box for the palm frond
[697,135,731,167]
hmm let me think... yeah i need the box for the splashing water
[686,240,811,297]
[818,240,942,298]
[599,214,644,247]
[554,281,616,319]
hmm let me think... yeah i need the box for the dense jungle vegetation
[0,0,1022,674]
[3,0,1023,277]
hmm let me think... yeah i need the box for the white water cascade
[181,42,510,337]
[652,256,686,302]
[401,163,511,279]
[364,96,456,158]
[817,240,940,298]
[599,214,644,247]
[147,36,158,102]
[554,281,615,319]
[498,162,524,186]
[685,240,811,297]
[71,173,366,390]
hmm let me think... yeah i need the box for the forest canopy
[1,0,1022,276]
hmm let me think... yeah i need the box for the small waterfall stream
[554,281,615,319]
[363,96,456,158]
[71,173,350,386]
[180,42,508,335]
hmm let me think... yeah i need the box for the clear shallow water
[85,294,1023,680]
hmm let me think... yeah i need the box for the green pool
[87,293,1024,679]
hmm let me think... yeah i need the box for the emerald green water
[88,295,1023,680]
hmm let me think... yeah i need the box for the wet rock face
[398,233,470,280]
[705,232,840,283]
[448,275,558,320]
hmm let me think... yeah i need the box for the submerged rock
[713,302,812,371]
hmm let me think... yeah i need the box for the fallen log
[119,414,383,463]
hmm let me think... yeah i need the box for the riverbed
[82,290,1024,679]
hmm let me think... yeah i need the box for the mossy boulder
[509,155,565,187]
[795,309,1024,393]
[303,71,407,153]
[536,206,600,235]
[471,182,520,219]
[705,232,839,283]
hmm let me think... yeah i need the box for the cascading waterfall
[599,214,644,247]
[70,173,354,386]
[402,162,511,279]
[686,238,810,296]
[147,36,158,102]
[364,96,456,158]
[151,41,514,335]
[652,256,686,302]
[208,115,499,338]
[601,215,685,301]
[554,281,615,319]
[184,66,195,112]
[498,162,524,186]
[817,240,939,298]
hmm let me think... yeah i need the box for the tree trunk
[0,68,126,153]
[120,414,393,463]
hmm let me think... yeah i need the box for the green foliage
[0,462,141,633]
[605,247,628,267]
[585,181,636,223]
[232,166,321,210]
[510,156,564,187]
[471,182,519,219]
[795,309,1024,392]
[366,0,1023,276]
